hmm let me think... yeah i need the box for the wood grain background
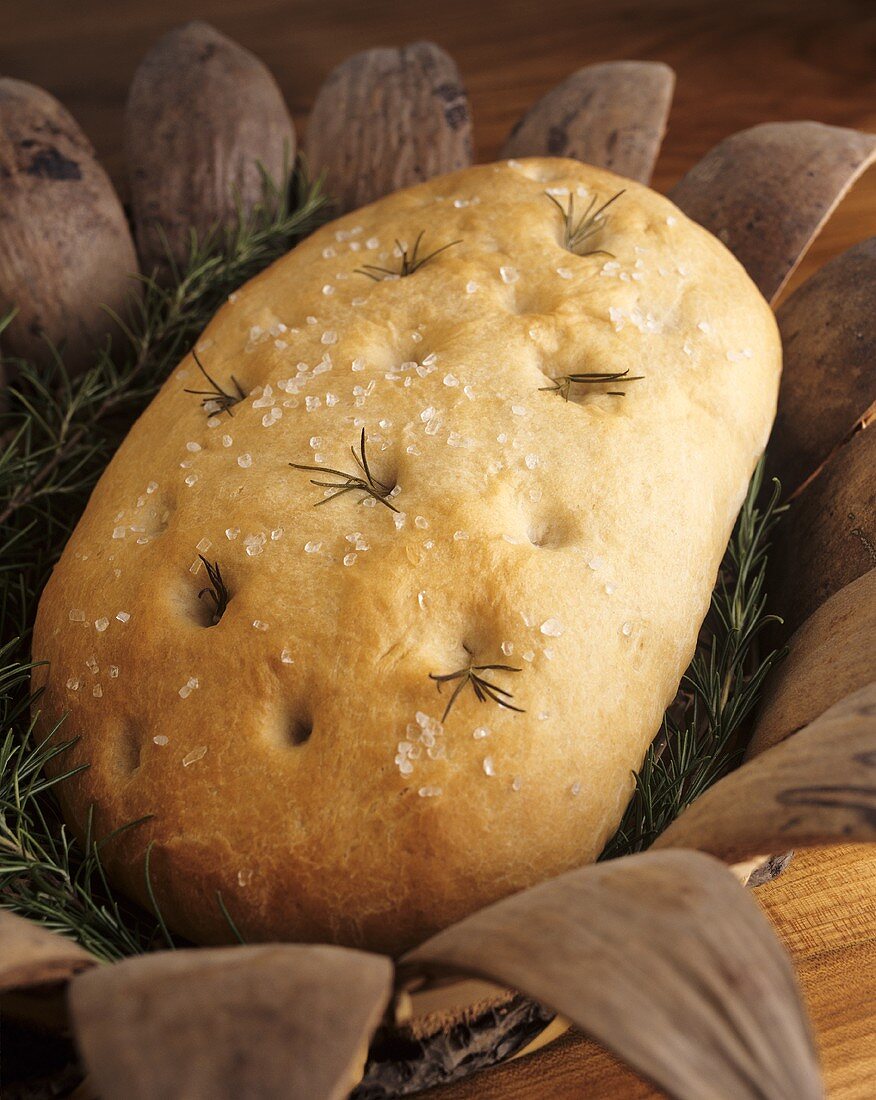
[1,2,874,1096]
[1,0,874,302]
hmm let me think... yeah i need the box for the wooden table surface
[2,2,874,1097]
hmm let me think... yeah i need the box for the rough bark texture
[0,78,138,374]
[306,41,472,214]
[125,21,295,274]
[769,237,876,497]
[670,121,876,303]
[501,61,674,184]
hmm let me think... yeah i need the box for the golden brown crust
[33,159,780,954]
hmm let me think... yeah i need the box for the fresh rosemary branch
[289,428,399,512]
[197,556,230,625]
[184,350,245,417]
[0,644,164,960]
[540,369,644,401]
[430,654,524,723]
[355,231,461,281]
[546,190,623,256]
[601,460,786,859]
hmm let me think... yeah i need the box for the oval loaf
[33,159,781,954]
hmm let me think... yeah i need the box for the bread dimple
[33,158,781,954]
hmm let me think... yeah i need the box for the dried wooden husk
[0,78,138,375]
[768,237,876,497]
[68,944,393,1100]
[769,424,874,636]
[401,849,820,1100]
[126,21,295,274]
[654,683,876,861]
[501,60,675,184]
[670,121,876,303]
[306,41,472,214]
[748,569,875,758]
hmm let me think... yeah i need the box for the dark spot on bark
[198,42,218,62]
[444,103,469,131]
[547,126,568,155]
[25,147,82,181]
[433,81,463,103]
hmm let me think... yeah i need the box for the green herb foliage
[601,462,786,859]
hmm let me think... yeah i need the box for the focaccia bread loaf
[33,158,781,954]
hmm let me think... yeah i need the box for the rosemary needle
[430,655,525,723]
[290,428,399,512]
[540,369,644,401]
[184,350,245,417]
[355,231,461,281]
[197,555,230,624]
[546,189,624,257]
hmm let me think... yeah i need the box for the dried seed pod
[403,849,820,1100]
[306,41,472,214]
[768,424,874,636]
[126,21,295,274]
[654,683,876,860]
[0,909,95,995]
[69,944,392,1100]
[748,570,876,758]
[769,237,876,497]
[501,60,675,184]
[670,122,876,303]
[0,78,138,373]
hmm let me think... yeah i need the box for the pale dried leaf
[403,849,820,1100]
[748,571,876,758]
[69,943,392,1100]
[0,910,95,993]
[654,683,876,861]
[768,237,876,497]
[670,122,876,303]
[305,41,472,213]
[501,60,674,184]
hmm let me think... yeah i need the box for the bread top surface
[33,158,781,954]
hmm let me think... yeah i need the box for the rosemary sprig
[355,231,461,281]
[547,190,624,256]
[197,556,230,624]
[601,460,786,859]
[289,428,399,512]
[184,350,245,417]
[430,653,524,723]
[540,369,644,401]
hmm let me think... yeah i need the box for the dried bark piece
[654,683,876,861]
[403,850,820,1100]
[0,910,95,993]
[768,237,876,497]
[748,570,876,758]
[126,21,295,273]
[769,425,874,636]
[501,61,675,184]
[306,41,472,214]
[69,944,392,1100]
[0,78,138,374]
[670,122,876,303]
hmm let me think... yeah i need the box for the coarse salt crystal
[153,735,169,746]
[525,453,539,470]
[622,621,633,636]
[237,453,252,469]
[321,330,338,345]
[225,527,240,540]
[570,781,582,796]
[280,648,294,664]
[465,280,478,294]
[499,266,519,284]
[343,553,357,566]
[511,405,527,416]
[473,726,490,740]
[183,745,208,766]
[116,611,130,623]
[185,473,198,486]
[95,618,109,632]
[69,609,86,622]
[483,756,496,776]
[252,620,269,631]
[112,526,126,539]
